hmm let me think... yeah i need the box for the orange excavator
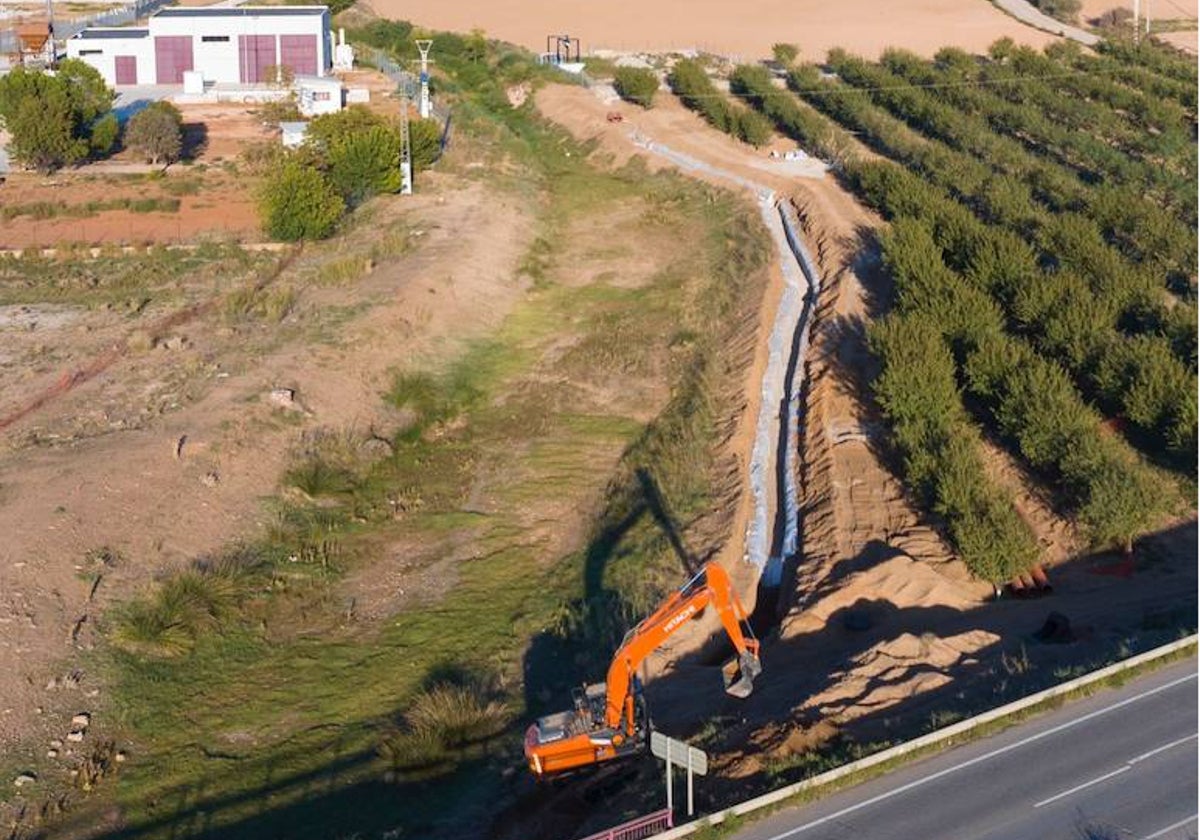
[524,562,762,778]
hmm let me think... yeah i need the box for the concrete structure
[66,5,332,87]
[280,121,308,148]
[296,74,341,116]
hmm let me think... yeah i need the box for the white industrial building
[66,6,332,87]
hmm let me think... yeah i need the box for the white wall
[66,34,155,86]
[69,7,332,86]
[150,9,331,83]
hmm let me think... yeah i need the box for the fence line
[579,809,673,840]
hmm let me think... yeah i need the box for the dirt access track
[534,83,1197,793]
[371,0,1057,57]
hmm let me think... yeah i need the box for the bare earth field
[1079,0,1197,21]
[0,175,530,748]
[1156,29,1199,52]
[366,0,1056,58]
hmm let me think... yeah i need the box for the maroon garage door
[154,36,193,84]
[238,34,276,84]
[114,55,137,85]
[279,34,317,77]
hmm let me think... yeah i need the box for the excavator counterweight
[524,562,762,778]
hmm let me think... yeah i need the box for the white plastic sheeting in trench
[629,134,822,586]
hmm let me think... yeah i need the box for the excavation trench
[626,133,822,637]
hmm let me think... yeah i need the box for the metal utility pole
[1145,0,1151,35]
[415,39,433,119]
[399,83,413,195]
[1133,0,1141,42]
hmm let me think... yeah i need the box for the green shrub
[126,101,183,166]
[1031,0,1081,23]
[378,681,508,779]
[0,60,115,170]
[90,112,119,155]
[613,66,659,108]
[306,105,390,151]
[410,117,442,171]
[257,96,303,126]
[109,569,237,659]
[772,43,800,65]
[258,159,345,241]
[329,125,404,205]
[406,683,508,746]
[735,109,773,146]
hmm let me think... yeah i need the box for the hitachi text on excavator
[524,562,762,777]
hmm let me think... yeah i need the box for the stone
[66,731,84,743]
[13,773,36,787]
[49,739,62,749]
[47,749,58,758]
[201,471,220,488]
[268,388,298,409]
[70,712,90,728]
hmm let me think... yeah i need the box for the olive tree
[125,101,184,166]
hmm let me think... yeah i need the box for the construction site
[0,1,1196,839]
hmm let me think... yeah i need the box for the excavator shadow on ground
[521,467,708,724]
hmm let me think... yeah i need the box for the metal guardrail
[579,808,674,840]
[651,634,1198,839]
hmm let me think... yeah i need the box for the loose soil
[367,0,1057,58]
[1079,0,1196,22]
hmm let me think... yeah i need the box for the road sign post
[651,731,708,817]
[665,749,672,813]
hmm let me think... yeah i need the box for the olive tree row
[881,218,1172,553]
[666,59,773,146]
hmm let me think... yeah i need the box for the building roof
[153,5,328,18]
[73,27,150,39]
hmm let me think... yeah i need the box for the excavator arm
[602,563,760,733]
[524,561,762,778]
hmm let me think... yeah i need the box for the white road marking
[1032,766,1131,808]
[1140,814,1199,840]
[1128,733,1198,765]
[757,671,1197,840]
[1034,731,1198,808]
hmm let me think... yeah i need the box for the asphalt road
[731,658,1198,840]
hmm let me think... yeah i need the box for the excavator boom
[524,562,762,778]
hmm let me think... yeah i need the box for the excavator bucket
[721,651,763,699]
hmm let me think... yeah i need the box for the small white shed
[296,75,342,116]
